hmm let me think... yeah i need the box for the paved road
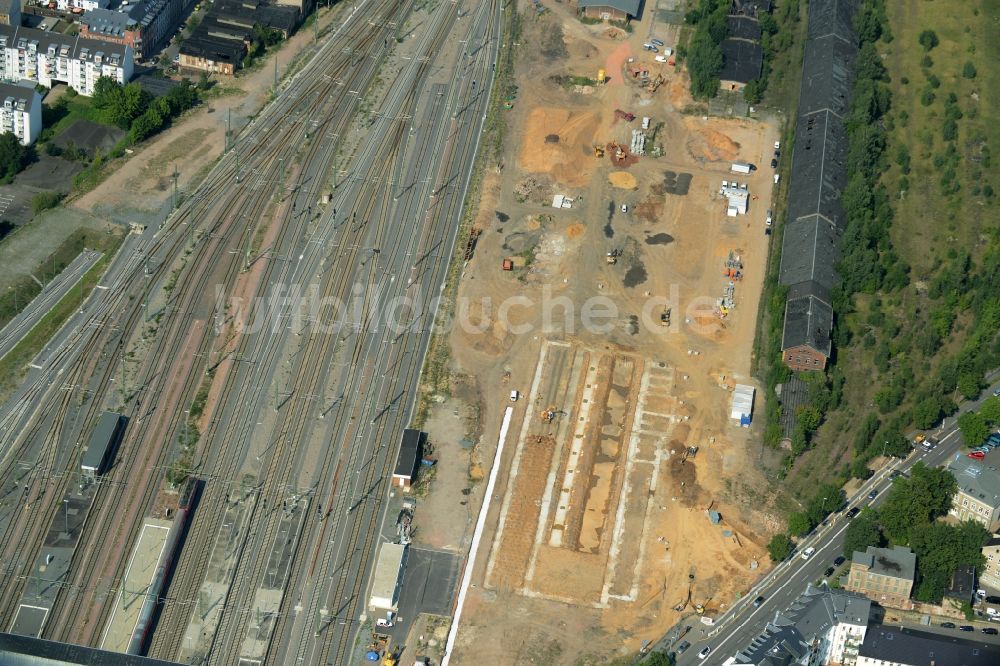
[671,375,1000,665]
[0,249,102,361]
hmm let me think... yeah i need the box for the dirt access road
[410,3,786,663]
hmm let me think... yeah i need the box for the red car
[968,451,986,459]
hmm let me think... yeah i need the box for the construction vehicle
[540,405,557,423]
[696,596,713,615]
[673,586,692,612]
[606,249,622,264]
[646,73,664,93]
[614,108,636,122]
[660,307,671,326]
[593,145,605,158]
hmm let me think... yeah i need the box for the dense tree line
[683,0,729,99]
[93,77,200,144]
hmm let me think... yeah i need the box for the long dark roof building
[858,626,1000,666]
[777,0,859,370]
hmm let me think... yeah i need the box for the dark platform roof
[0,632,181,665]
[786,110,850,229]
[798,34,856,117]
[215,0,299,35]
[577,0,642,18]
[806,0,859,43]
[946,565,977,601]
[781,294,833,355]
[81,411,123,474]
[727,15,762,41]
[779,215,841,295]
[393,429,424,479]
[179,32,246,63]
[720,38,763,84]
[859,626,1000,666]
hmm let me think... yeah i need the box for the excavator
[540,405,557,422]
[594,145,605,158]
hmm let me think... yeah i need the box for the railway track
[0,0,401,642]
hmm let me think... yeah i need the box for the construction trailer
[392,429,425,490]
[730,385,755,426]
[730,162,752,174]
[81,411,127,478]
[369,543,408,611]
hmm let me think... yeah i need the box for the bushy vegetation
[92,77,199,143]
[744,0,800,105]
[0,132,30,184]
[31,191,63,214]
[684,0,728,99]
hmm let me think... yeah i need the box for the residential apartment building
[729,583,871,665]
[948,450,1000,530]
[82,0,194,60]
[0,25,133,96]
[56,0,109,12]
[982,535,1000,589]
[0,0,20,26]
[845,545,916,610]
[857,626,1000,666]
[0,81,40,145]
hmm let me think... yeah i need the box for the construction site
[416,3,785,663]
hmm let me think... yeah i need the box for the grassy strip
[412,3,521,427]
[0,239,121,398]
[0,227,123,328]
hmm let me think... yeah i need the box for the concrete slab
[394,546,460,626]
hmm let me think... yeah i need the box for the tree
[31,191,62,214]
[879,462,957,543]
[910,520,988,602]
[918,29,939,51]
[962,61,977,79]
[91,76,120,109]
[911,397,942,430]
[0,132,28,184]
[958,411,989,448]
[767,533,793,561]
[641,651,674,666]
[842,507,884,557]
[788,512,812,537]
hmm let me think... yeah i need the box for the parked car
[846,507,860,519]
[621,203,628,213]
[801,547,815,560]
[969,451,986,460]
[983,627,999,635]
[766,209,773,226]
[651,38,665,47]
[834,556,846,566]
[940,622,956,628]
[993,386,1000,397]
[698,646,712,660]
[676,641,690,654]
[824,567,835,577]
[960,625,975,632]
[753,596,765,608]
[770,158,778,169]
[890,470,903,480]
[655,55,667,63]
[868,489,879,500]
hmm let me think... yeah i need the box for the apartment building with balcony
[729,583,871,665]
[0,25,133,96]
[0,81,40,145]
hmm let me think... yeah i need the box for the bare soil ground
[416,4,785,663]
